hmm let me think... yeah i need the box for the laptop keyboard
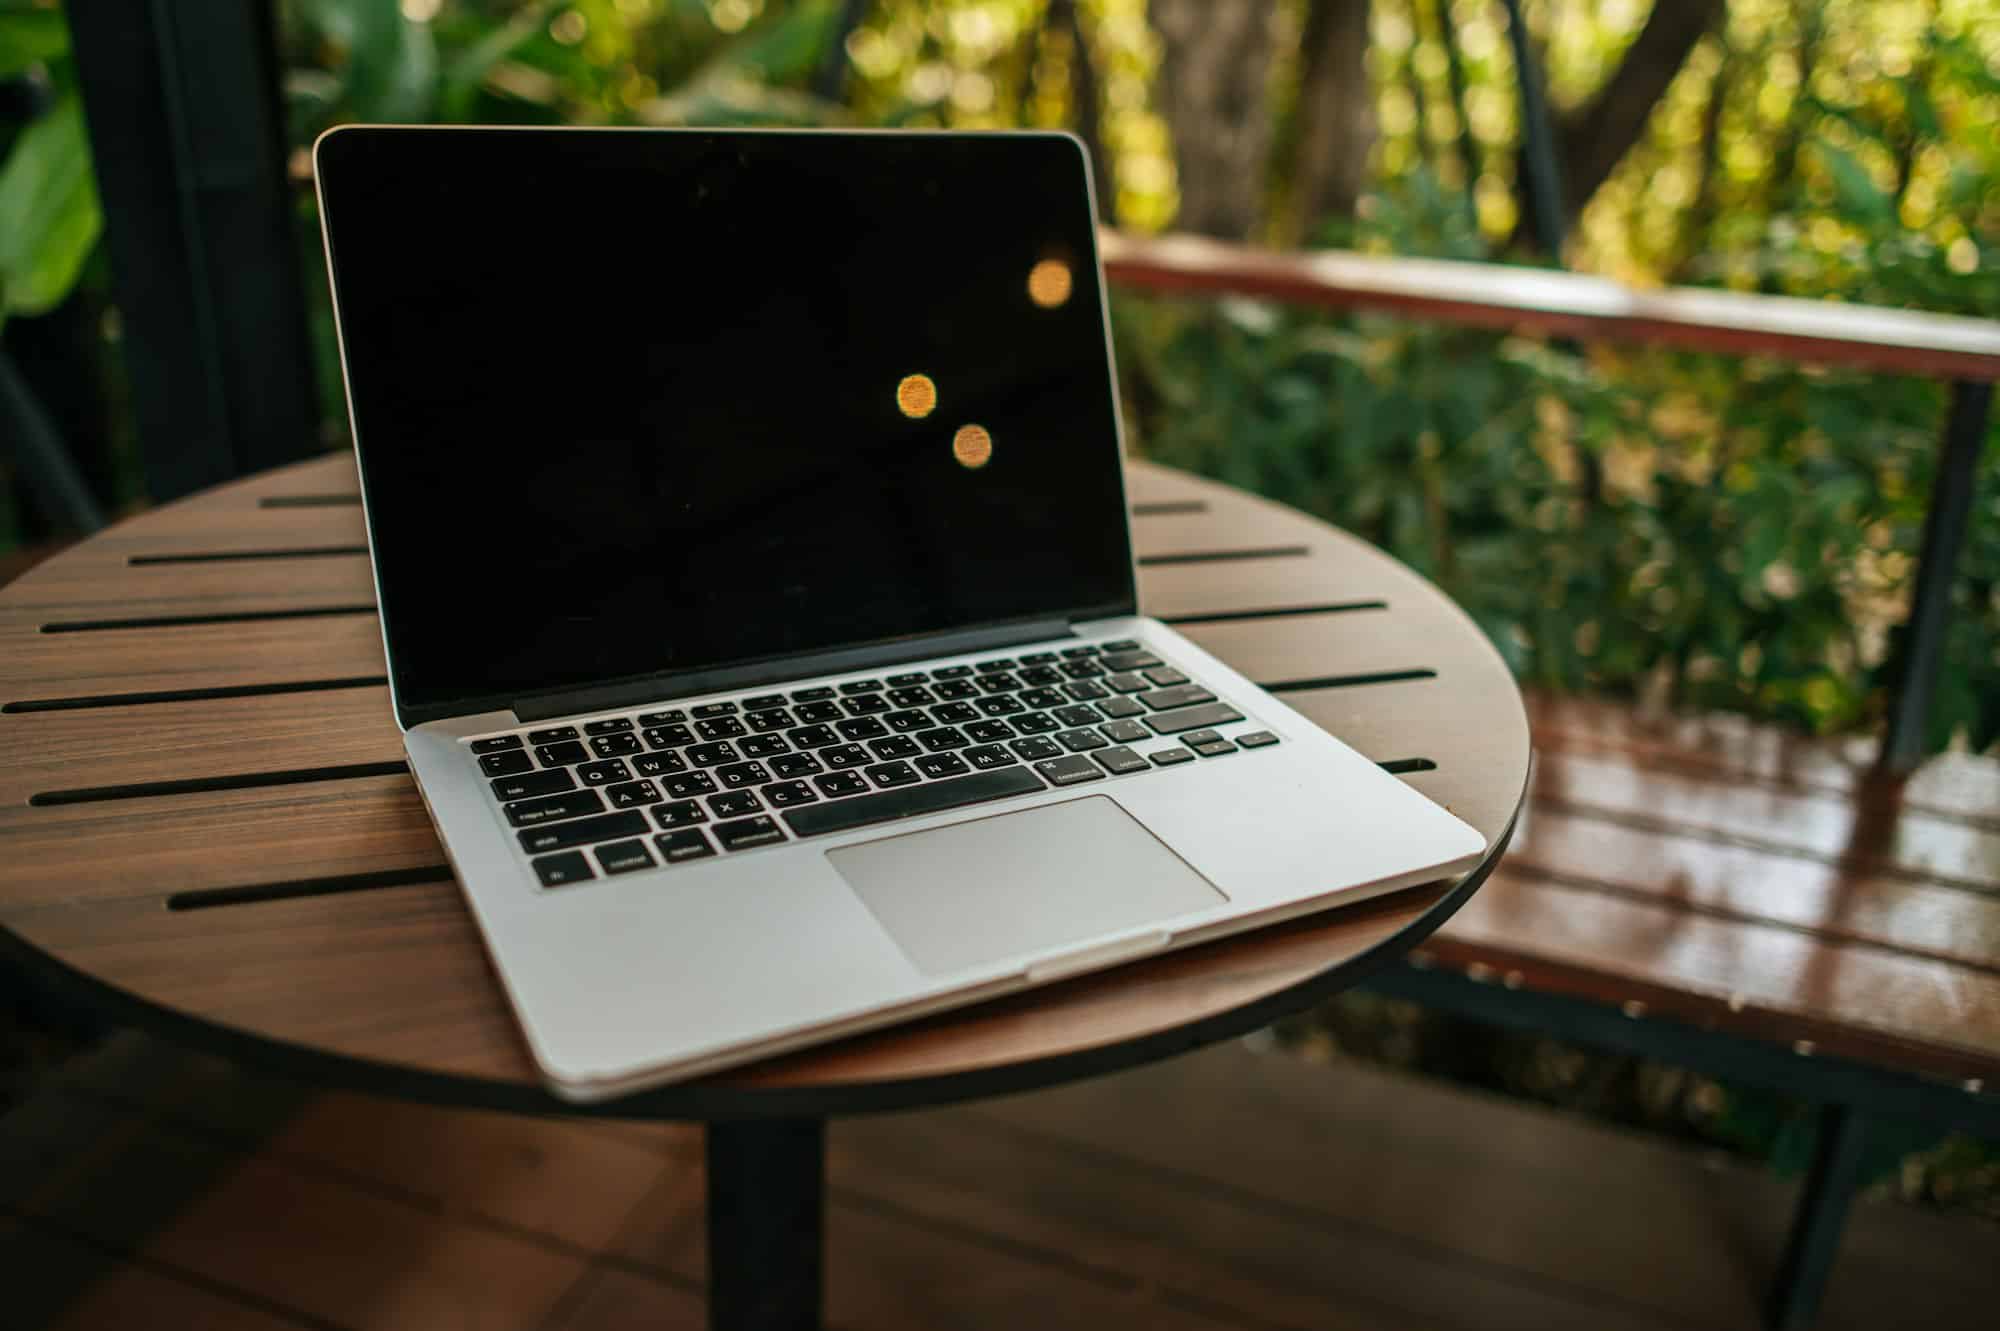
[465,639,1281,889]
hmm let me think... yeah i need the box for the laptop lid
[313,127,1136,730]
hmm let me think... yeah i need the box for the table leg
[707,1117,825,1331]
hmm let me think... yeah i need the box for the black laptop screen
[315,128,1134,719]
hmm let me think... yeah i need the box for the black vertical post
[1882,379,1991,769]
[1765,1105,1869,1331]
[707,1118,825,1331]
[1498,0,1566,258]
[65,0,318,502]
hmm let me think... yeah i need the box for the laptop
[313,125,1485,1102]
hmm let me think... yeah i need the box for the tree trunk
[1288,0,1374,242]
[1151,0,1280,240]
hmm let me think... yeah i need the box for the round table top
[0,453,1529,1118]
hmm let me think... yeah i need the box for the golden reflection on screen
[896,374,938,418]
[1027,259,1073,308]
[952,424,993,469]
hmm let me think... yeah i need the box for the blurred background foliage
[2,0,1998,1212]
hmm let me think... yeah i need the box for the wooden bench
[1102,231,2000,1331]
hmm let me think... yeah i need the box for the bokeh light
[952,424,993,469]
[896,373,937,418]
[1028,258,1073,308]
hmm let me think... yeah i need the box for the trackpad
[825,795,1227,976]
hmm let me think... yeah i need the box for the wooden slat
[1102,230,2000,382]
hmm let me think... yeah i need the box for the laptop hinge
[509,615,1081,724]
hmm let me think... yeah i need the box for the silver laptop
[313,125,1484,1102]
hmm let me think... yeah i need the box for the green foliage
[0,9,99,328]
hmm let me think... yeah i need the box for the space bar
[782,766,1045,839]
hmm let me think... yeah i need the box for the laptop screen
[315,128,1134,721]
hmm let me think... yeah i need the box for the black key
[634,751,688,778]
[653,799,708,829]
[637,709,686,727]
[1061,659,1106,679]
[1146,701,1245,735]
[1021,687,1067,709]
[787,724,839,749]
[505,789,605,827]
[527,725,579,745]
[964,743,1019,770]
[965,720,1016,743]
[1237,730,1280,748]
[841,692,892,716]
[1018,650,1057,664]
[654,829,716,862]
[839,677,885,694]
[917,726,970,752]
[870,735,921,759]
[783,766,1045,839]
[687,741,740,767]
[1101,650,1163,671]
[743,693,789,712]
[479,750,534,778]
[709,790,764,819]
[1014,712,1061,735]
[740,734,790,758]
[1100,639,1141,652]
[1106,672,1150,694]
[975,694,1025,716]
[491,768,575,802]
[1057,727,1108,752]
[535,740,589,768]
[1035,754,1105,786]
[533,850,593,887]
[596,839,655,875]
[577,759,633,786]
[589,733,642,758]
[584,717,634,735]
[885,708,933,733]
[932,679,979,700]
[1094,746,1150,775]
[643,724,696,749]
[768,751,824,779]
[471,735,522,754]
[518,810,648,854]
[764,780,818,807]
[1063,680,1110,700]
[1138,683,1216,711]
[608,778,664,807]
[1150,747,1196,767]
[976,672,1023,693]
[1061,645,1101,658]
[1144,667,1189,688]
[715,815,786,851]
[836,716,889,740]
[1010,735,1062,760]
[747,708,796,733]
[795,700,842,724]
[1019,665,1064,686]
[821,743,870,769]
[1097,696,1145,719]
[887,687,936,709]
[866,760,921,788]
[791,685,837,702]
[1054,704,1102,728]
[1100,718,1152,744]
[664,771,718,799]
[931,700,980,724]
[1181,729,1224,746]
[695,716,747,741]
[886,671,930,687]
[813,770,869,798]
[1191,737,1237,758]
[691,701,739,718]
[716,760,772,789]
[975,658,1016,673]
[915,752,970,780]
[931,665,973,680]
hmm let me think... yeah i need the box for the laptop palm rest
[825,796,1227,977]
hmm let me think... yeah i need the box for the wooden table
[0,453,1529,1330]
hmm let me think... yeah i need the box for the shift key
[1136,683,1216,711]
[517,810,648,854]
[1144,701,1244,735]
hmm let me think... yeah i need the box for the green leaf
[439,2,552,121]
[302,0,439,122]
[0,8,67,78]
[1814,142,1892,225]
[0,95,101,321]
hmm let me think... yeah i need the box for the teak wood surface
[0,453,1527,1117]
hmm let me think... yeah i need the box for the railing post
[1882,379,1991,769]
[1765,1105,1869,1331]
[1498,0,1566,258]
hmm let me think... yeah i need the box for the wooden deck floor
[2,1031,1994,1330]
